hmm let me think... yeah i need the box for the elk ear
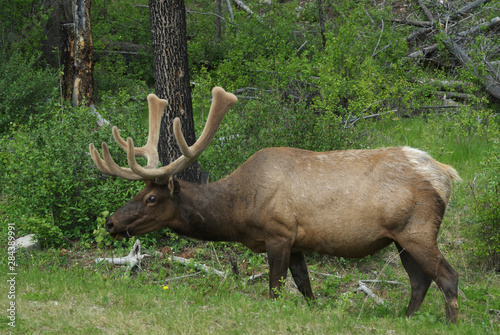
[168,177,181,197]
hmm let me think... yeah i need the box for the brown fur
[105,146,460,323]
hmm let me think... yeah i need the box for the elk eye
[145,195,157,204]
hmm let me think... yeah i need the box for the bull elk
[89,87,461,323]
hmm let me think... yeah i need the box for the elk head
[89,87,238,240]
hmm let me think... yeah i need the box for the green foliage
[92,210,136,249]
[469,125,500,267]
[92,0,153,96]
[0,51,58,132]
[0,0,50,55]
[0,98,148,247]
[192,1,414,179]
[0,1,56,132]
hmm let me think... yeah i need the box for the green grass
[1,238,499,334]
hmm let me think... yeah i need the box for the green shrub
[0,51,58,132]
[0,98,149,247]
[469,129,500,268]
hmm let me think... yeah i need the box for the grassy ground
[1,243,499,334]
[2,114,499,334]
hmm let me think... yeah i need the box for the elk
[89,87,461,323]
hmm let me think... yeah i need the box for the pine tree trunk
[149,0,201,183]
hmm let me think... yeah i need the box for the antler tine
[127,87,237,183]
[173,87,238,159]
[111,94,165,168]
[89,87,236,183]
[88,143,144,180]
[88,94,166,180]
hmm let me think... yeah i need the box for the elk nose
[105,219,114,232]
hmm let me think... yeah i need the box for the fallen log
[457,16,500,37]
[450,0,492,20]
[407,43,438,58]
[444,38,500,100]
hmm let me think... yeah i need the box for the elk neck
[169,178,239,242]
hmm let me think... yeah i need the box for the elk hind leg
[395,242,432,317]
[396,239,459,323]
[289,251,314,300]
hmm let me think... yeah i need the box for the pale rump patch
[401,147,461,205]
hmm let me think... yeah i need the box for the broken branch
[450,0,492,20]
[170,255,226,277]
[95,240,147,271]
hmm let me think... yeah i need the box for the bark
[73,0,94,106]
[149,0,201,183]
[216,0,222,41]
[60,23,75,101]
[60,0,94,107]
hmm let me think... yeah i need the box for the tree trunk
[60,0,94,107]
[216,0,222,42]
[149,0,201,183]
[317,0,326,49]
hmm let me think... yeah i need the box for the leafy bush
[0,98,150,247]
[0,0,50,56]
[0,52,58,132]
[469,128,500,268]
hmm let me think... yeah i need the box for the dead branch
[247,272,267,281]
[95,240,147,271]
[372,20,384,57]
[444,38,500,100]
[450,0,492,20]
[418,0,434,23]
[436,91,475,100]
[310,270,342,278]
[411,78,474,92]
[407,43,438,58]
[229,255,240,276]
[417,105,462,109]
[233,0,261,19]
[170,255,226,277]
[360,279,404,285]
[457,16,500,37]
[347,281,386,305]
[341,110,397,129]
[392,19,432,27]
[164,272,203,283]
[406,27,433,42]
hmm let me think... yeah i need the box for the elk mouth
[108,220,159,240]
[110,232,128,241]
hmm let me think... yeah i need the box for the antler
[89,87,238,183]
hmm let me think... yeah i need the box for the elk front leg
[266,238,292,299]
[289,252,314,299]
